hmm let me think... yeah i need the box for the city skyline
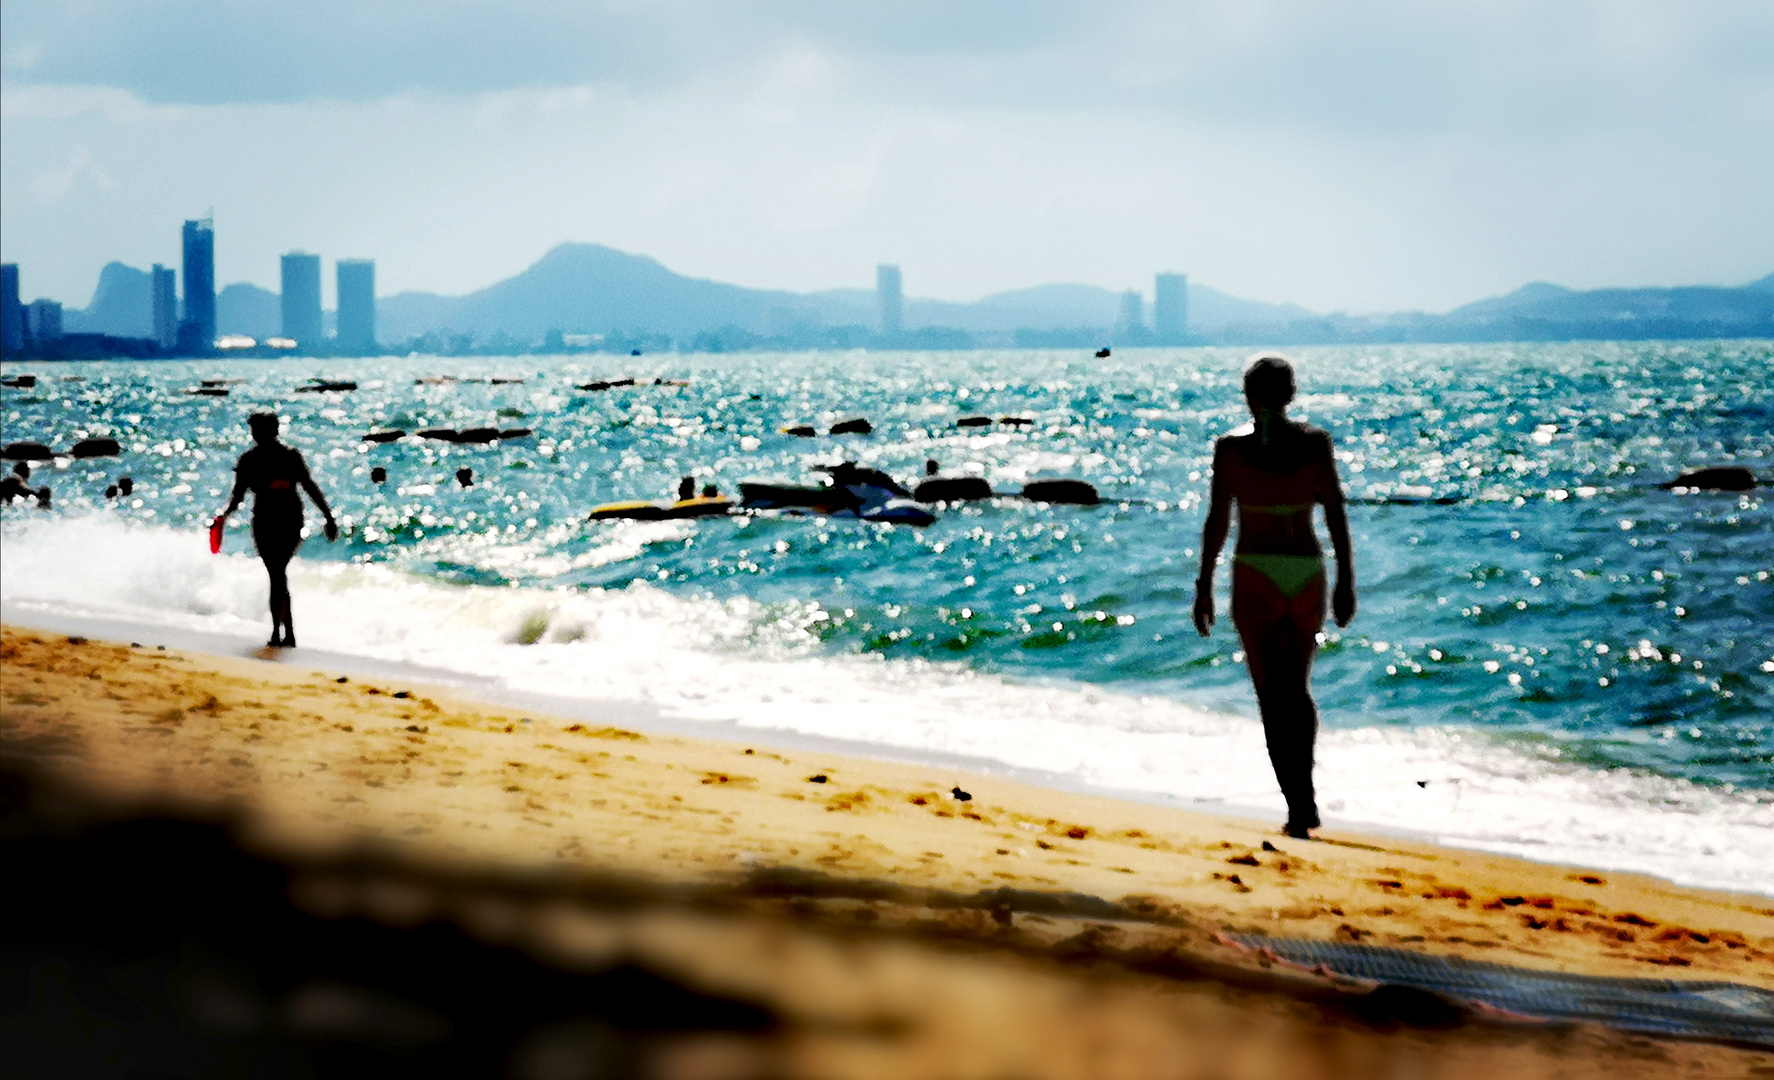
[4,4,1771,315]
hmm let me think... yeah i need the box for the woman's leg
[1245,634,1320,834]
[1232,564,1326,836]
[254,518,302,647]
[265,553,293,646]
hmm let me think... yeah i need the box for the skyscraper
[1115,289,1145,341]
[28,299,64,340]
[1154,272,1188,344]
[1,264,21,353]
[151,264,178,349]
[179,217,216,352]
[876,264,903,337]
[335,259,376,353]
[280,252,323,347]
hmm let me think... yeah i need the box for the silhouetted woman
[1194,356,1356,838]
[217,412,337,648]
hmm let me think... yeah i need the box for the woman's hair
[1243,354,1296,410]
[248,411,280,437]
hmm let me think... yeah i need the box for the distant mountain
[217,283,280,338]
[379,244,1314,340]
[1435,278,1774,339]
[379,244,815,341]
[53,246,1774,351]
[64,262,152,337]
[63,265,282,339]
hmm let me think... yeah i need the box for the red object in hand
[209,517,225,554]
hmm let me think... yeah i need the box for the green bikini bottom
[1233,553,1326,598]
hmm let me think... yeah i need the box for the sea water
[3,342,1771,892]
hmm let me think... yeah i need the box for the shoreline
[4,596,1768,899]
[4,622,1769,982]
[6,622,1774,1074]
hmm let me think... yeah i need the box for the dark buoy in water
[456,467,474,487]
[829,417,872,436]
[370,467,387,484]
[914,476,992,503]
[1663,466,1755,491]
[1021,479,1099,505]
[951,786,972,802]
[1095,347,1111,358]
[631,348,642,356]
[2,441,54,461]
[69,437,121,459]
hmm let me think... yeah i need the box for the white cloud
[1,3,1770,311]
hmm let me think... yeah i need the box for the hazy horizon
[4,2,1772,313]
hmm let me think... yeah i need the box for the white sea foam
[5,513,1771,894]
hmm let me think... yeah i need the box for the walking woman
[1194,356,1356,838]
[216,412,337,648]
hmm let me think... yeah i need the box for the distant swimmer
[1095,347,1111,358]
[456,467,474,488]
[701,483,719,498]
[1,471,32,505]
[1194,355,1356,840]
[216,412,338,649]
[34,484,51,509]
[926,459,940,476]
[2,462,43,505]
[678,475,695,501]
[117,477,133,497]
[370,467,388,484]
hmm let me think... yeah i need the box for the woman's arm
[1194,440,1233,635]
[1318,432,1356,627]
[218,463,249,519]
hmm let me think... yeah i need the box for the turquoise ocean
[3,342,1771,891]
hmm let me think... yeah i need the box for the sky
[3,1,1772,313]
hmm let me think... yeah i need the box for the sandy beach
[4,623,1771,1078]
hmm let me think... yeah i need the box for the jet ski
[741,464,933,526]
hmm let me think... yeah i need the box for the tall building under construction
[178,217,216,353]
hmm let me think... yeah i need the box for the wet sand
[4,624,1771,1078]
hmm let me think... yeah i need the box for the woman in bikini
[217,412,338,648]
[1194,356,1356,838]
